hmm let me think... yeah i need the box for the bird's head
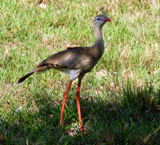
[93,15,111,28]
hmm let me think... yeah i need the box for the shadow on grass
[0,83,160,145]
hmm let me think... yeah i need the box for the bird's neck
[93,26,104,57]
[94,26,103,43]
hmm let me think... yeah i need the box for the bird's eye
[97,18,100,21]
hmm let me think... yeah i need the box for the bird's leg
[76,80,83,131]
[60,80,73,126]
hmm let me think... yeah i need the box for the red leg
[60,80,73,126]
[76,80,83,131]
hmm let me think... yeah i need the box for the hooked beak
[104,18,111,22]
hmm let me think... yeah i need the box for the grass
[0,0,160,144]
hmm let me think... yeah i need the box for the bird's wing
[37,46,96,71]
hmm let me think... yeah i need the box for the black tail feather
[15,71,34,86]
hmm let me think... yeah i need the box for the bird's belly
[54,68,81,80]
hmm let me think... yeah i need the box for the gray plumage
[15,15,111,85]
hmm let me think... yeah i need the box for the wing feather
[38,47,96,71]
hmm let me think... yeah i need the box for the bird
[15,15,111,132]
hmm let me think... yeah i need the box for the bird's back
[38,46,98,72]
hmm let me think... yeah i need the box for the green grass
[0,0,160,144]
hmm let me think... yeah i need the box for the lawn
[0,0,160,144]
